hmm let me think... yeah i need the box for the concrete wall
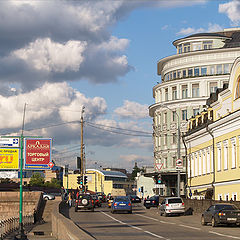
[0,192,41,219]
[52,202,95,240]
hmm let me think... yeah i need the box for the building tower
[149,28,240,196]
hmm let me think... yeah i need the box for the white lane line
[101,211,170,239]
[179,224,201,231]
[209,231,240,239]
[135,214,176,224]
[144,231,166,239]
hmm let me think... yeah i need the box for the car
[96,192,106,202]
[111,196,132,214]
[75,194,95,212]
[91,194,101,207]
[159,197,185,217]
[43,192,55,200]
[144,195,159,209]
[128,195,141,203]
[201,204,240,227]
[108,196,114,208]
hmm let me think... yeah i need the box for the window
[201,67,207,76]
[184,43,190,52]
[164,134,168,145]
[210,82,218,93]
[231,138,236,169]
[164,112,167,123]
[182,109,187,120]
[172,86,177,100]
[217,65,222,74]
[183,69,186,78]
[177,70,181,79]
[170,73,172,80]
[217,143,222,171]
[165,88,168,101]
[192,42,201,51]
[178,44,183,54]
[188,68,193,77]
[210,66,215,75]
[173,71,176,79]
[224,64,229,74]
[182,85,188,99]
[172,111,177,122]
[203,41,212,49]
[194,67,199,76]
[172,133,177,144]
[193,108,199,116]
[236,76,240,99]
[192,84,199,97]
[223,141,228,170]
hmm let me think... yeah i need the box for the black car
[92,194,102,207]
[128,195,141,203]
[201,204,240,227]
[144,195,159,209]
[75,194,95,212]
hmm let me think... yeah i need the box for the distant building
[149,28,240,197]
[185,57,240,200]
[63,169,135,196]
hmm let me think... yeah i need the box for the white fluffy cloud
[177,23,223,36]
[13,38,87,73]
[219,0,240,25]
[114,100,149,119]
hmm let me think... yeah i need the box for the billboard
[24,138,52,170]
[0,148,19,169]
[0,138,19,147]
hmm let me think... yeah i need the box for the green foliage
[44,178,61,188]
[130,164,144,181]
[29,172,45,186]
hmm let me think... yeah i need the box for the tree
[29,172,45,186]
[130,162,143,181]
[44,178,61,188]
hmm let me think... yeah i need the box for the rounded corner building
[149,28,240,197]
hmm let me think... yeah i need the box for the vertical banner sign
[0,149,19,169]
[24,138,52,170]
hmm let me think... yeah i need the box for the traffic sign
[48,162,54,168]
[155,163,163,171]
[0,138,19,147]
[176,158,183,169]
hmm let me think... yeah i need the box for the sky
[0,0,240,172]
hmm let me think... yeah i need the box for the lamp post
[160,104,181,197]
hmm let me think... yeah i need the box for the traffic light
[77,176,83,185]
[84,176,88,185]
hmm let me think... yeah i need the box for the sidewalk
[26,198,61,240]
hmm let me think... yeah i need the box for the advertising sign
[0,138,19,147]
[0,171,18,179]
[0,149,19,169]
[24,138,52,170]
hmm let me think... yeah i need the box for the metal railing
[0,214,34,240]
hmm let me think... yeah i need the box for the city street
[69,203,240,240]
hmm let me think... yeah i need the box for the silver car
[159,197,185,217]
[43,192,55,200]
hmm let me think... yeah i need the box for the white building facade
[149,28,240,196]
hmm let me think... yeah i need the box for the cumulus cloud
[177,23,223,36]
[114,100,149,119]
[13,38,87,73]
[120,154,153,169]
[219,0,240,25]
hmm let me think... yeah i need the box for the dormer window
[203,41,212,50]
[184,43,190,53]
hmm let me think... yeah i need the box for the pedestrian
[68,193,72,207]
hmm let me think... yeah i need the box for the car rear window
[168,198,183,204]
[150,196,158,200]
[78,195,91,200]
[115,197,129,202]
[216,205,237,210]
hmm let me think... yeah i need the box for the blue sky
[0,0,239,171]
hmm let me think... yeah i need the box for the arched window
[236,76,240,99]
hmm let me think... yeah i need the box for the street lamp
[160,103,181,197]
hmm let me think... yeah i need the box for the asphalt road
[69,203,240,240]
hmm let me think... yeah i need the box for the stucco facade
[185,57,240,201]
[149,28,240,196]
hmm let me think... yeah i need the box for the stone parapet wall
[0,192,41,219]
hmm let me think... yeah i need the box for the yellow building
[63,169,133,196]
[185,57,240,201]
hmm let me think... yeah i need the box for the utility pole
[80,106,85,191]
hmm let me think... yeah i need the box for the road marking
[209,231,240,239]
[101,211,170,239]
[179,224,201,231]
[135,214,176,224]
